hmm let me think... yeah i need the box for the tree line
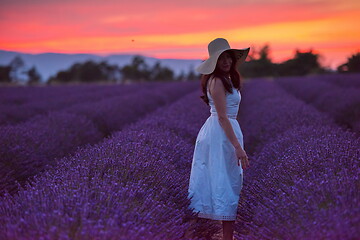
[0,56,41,85]
[0,45,359,85]
[240,45,360,78]
[0,55,198,85]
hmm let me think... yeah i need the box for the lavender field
[0,74,359,240]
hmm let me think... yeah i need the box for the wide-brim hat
[196,38,250,75]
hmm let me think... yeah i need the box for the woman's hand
[235,145,250,169]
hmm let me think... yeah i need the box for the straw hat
[196,38,250,74]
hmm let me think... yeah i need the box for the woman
[187,38,250,240]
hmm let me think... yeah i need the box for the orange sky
[1,0,359,69]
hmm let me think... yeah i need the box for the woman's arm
[208,77,242,149]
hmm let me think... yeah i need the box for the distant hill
[0,50,202,82]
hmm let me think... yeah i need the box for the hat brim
[196,47,250,75]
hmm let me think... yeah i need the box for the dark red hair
[200,50,243,106]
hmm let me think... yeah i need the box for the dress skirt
[187,113,244,221]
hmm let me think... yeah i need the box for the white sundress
[187,78,244,221]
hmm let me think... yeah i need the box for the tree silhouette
[27,66,42,85]
[9,56,27,83]
[121,56,176,82]
[241,44,275,77]
[0,66,11,83]
[150,62,174,81]
[337,52,360,73]
[275,49,324,76]
[121,55,150,82]
[186,68,199,81]
[47,60,120,84]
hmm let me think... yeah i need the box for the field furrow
[235,79,359,239]
[0,89,217,239]
[0,83,161,126]
[0,81,198,194]
[1,75,359,239]
[275,76,360,133]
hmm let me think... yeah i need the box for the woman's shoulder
[208,75,227,96]
[209,75,222,82]
[208,75,224,88]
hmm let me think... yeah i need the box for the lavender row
[317,73,360,89]
[0,81,198,194]
[238,125,360,239]
[235,79,360,239]
[0,90,218,239]
[275,76,360,133]
[3,78,358,239]
[63,81,197,136]
[0,83,136,105]
[0,83,157,126]
[238,78,334,155]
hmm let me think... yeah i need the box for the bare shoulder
[208,76,226,96]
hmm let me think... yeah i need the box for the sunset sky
[1,0,359,69]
